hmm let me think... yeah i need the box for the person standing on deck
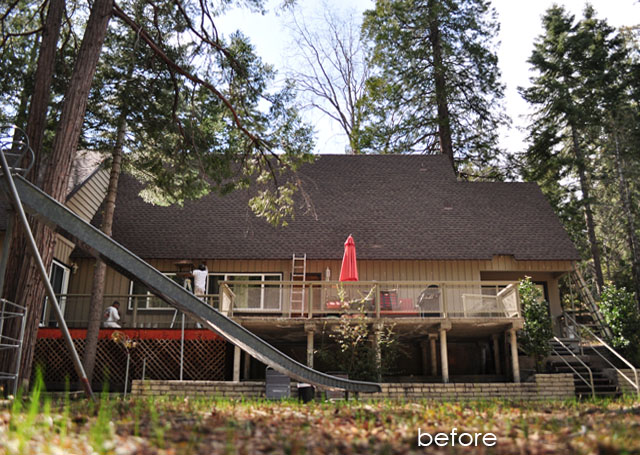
[191,262,208,299]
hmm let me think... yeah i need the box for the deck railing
[46,281,521,329]
[219,280,521,319]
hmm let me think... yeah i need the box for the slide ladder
[0,174,380,393]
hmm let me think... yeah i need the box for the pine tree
[362,0,506,172]
[519,5,615,294]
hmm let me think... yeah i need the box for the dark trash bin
[298,383,315,403]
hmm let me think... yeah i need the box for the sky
[216,0,640,155]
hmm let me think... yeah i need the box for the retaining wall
[131,374,574,400]
[608,368,639,395]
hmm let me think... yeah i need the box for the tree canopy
[362,0,507,173]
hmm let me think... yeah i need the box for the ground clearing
[1,392,639,454]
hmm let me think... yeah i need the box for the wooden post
[305,324,315,368]
[243,351,251,380]
[420,340,429,376]
[308,284,314,318]
[233,345,241,382]
[374,283,380,319]
[439,328,449,383]
[492,334,501,375]
[132,296,138,328]
[429,334,438,377]
[509,328,520,383]
[373,323,383,382]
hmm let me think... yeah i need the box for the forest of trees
[0,0,638,386]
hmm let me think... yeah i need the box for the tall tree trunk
[427,0,454,171]
[613,130,640,304]
[25,0,65,183]
[2,0,113,387]
[571,124,605,294]
[82,114,125,381]
[1,0,65,380]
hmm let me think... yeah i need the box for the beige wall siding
[64,256,574,327]
[53,235,75,265]
[477,255,573,273]
[65,168,109,223]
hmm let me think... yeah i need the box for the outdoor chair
[417,286,441,317]
[380,290,398,311]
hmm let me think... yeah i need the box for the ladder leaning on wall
[290,254,307,317]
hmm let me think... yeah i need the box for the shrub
[317,286,398,381]
[598,284,640,365]
[518,277,553,372]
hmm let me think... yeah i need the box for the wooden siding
[53,235,75,265]
[65,168,109,223]
[64,256,573,327]
[477,255,573,273]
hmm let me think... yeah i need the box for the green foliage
[362,0,507,170]
[90,387,114,455]
[518,5,640,296]
[598,283,640,365]
[317,286,398,381]
[518,278,553,372]
[3,0,314,227]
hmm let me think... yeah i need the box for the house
[3,154,580,389]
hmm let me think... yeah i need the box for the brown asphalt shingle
[85,154,579,261]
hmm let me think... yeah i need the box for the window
[41,260,70,327]
[219,273,282,311]
[128,273,183,311]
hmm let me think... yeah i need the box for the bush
[317,286,398,381]
[518,277,553,372]
[598,284,640,365]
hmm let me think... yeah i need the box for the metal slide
[1,175,380,393]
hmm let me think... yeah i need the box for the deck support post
[233,345,241,382]
[509,328,520,383]
[243,351,251,380]
[419,340,429,376]
[439,328,449,383]
[428,334,438,376]
[305,323,315,368]
[373,323,383,382]
[492,334,501,375]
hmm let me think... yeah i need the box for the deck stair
[290,254,307,316]
[548,355,620,398]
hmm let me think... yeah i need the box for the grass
[1,390,640,454]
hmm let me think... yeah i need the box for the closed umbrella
[339,235,359,281]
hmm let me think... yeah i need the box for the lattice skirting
[33,337,227,387]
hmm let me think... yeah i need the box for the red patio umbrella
[339,235,359,281]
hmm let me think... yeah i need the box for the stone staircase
[549,339,620,398]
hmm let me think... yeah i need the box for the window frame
[41,259,71,327]
[220,272,283,312]
[128,273,180,311]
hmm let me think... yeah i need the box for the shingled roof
[86,154,579,261]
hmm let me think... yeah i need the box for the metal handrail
[552,336,595,398]
[564,312,639,397]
